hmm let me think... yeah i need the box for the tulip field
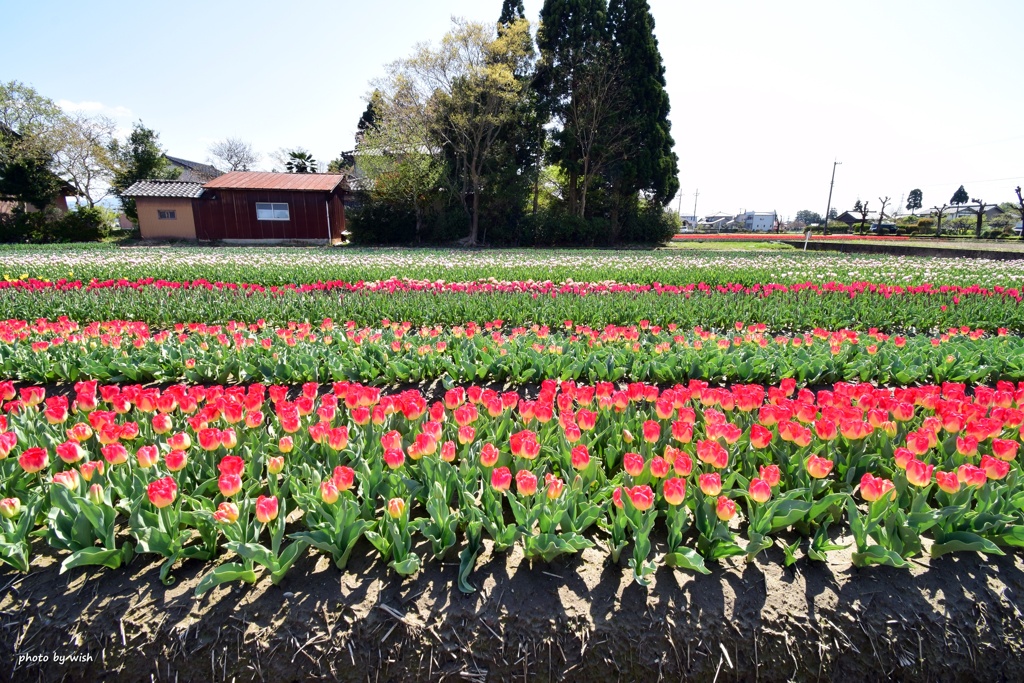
[2,244,1024,682]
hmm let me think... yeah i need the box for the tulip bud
[267,456,285,475]
[387,497,406,519]
[491,466,512,491]
[87,484,104,506]
[278,436,293,453]
[0,497,22,519]
[213,501,240,524]
[320,480,340,504]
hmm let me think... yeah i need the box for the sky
[3,0,1022,219]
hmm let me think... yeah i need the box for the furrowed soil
[2,529,1022,683]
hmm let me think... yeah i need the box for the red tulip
[698,472,722,496]
[545,473,565,500]
[957,464,987,487]
[135,445,160,469]
[749,477,772,503]
[992,439,1019,462]
[167,432,191,451]
[673,450,694,476]
[671,420,694,444]
[935,470,960,494]
[759,464,781,487]
[457,425,476,445]
[56,441,85,464]
[213,501,239,524]
[384,448,405,470]
[663,477,686,505]
[147,476,177,509]
[696,440,729,469]
[749,424,773,449]
[905,459,934,487]
[642,420,661,444]
[576,409,597,431]
[814,419,838,441]
[515,470,538,496]
[623,452,645,477]
[626,485,655,511]
[165,450,188,472]
[716,496,736,521]
[101,443,128,466]
[859,472,895,502]
[491,466,512,491]
[571,444,591,470]
[66,422,93,442]
[479,443,500,467]
[218,473,242,497]
[893,447,915,469]
[805,454,834,479]
[218,455,245,476]
[80,460,104,481]
[332,465,355,491]
[52,469,80,491]
[980,455,1010,480]
[440,440,457,462]
[255,495,279,523]
[650,455,670,478]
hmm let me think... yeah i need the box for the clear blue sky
[3,0,1022,219]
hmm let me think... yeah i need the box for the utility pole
[823,160,841,237]
[692,189,699,230]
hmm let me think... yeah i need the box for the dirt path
[3,529,1022,683]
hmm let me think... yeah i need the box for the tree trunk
[568,168,578,216]
[975,206,984,238]
[470,188,480,245]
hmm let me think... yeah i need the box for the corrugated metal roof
[122,180,206,199]
[203,172,346,192]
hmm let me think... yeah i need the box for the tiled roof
[164,155,222,182]
[122,180,206,199]
[203,171,347,192]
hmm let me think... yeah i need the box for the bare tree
[49,112,116,207]
[208,137,259,172]
[856,200,871,235]
[876,196,891,230]
[932,204,949,237]
[968,196,987,238]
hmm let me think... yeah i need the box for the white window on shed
[255,202,290,221]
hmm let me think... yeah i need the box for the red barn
[193,171,347,243]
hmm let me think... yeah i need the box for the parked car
[870,223,898,235]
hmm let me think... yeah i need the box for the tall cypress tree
[536,0,608,215]
[499,0,526,25]
[607,0,678,209]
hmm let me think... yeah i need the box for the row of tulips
[2,278,1023,331]
[1,318,1022,388]
[2,378,1024,589]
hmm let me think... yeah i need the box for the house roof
[122,180,206,199]
[164,155,222,182]
[203,171,347,192]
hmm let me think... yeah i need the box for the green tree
[536,0,609,216]
[795,209,823,224]
[950,184,969,206]
[906,188,923,215]
[285,150,318,173]
[0,81,65,208]
[107,122,180,222]
[499,0,527,24]
[356,91,383,142]
[606,0,678,224]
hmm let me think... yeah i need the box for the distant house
[194,171,347,243]
[834,210,879,227]
[121,180,205,239]
[739,211,776,232]
[163,155,222,183]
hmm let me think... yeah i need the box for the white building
[739,211,777,232]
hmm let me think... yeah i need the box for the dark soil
[2,529,1023,683]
